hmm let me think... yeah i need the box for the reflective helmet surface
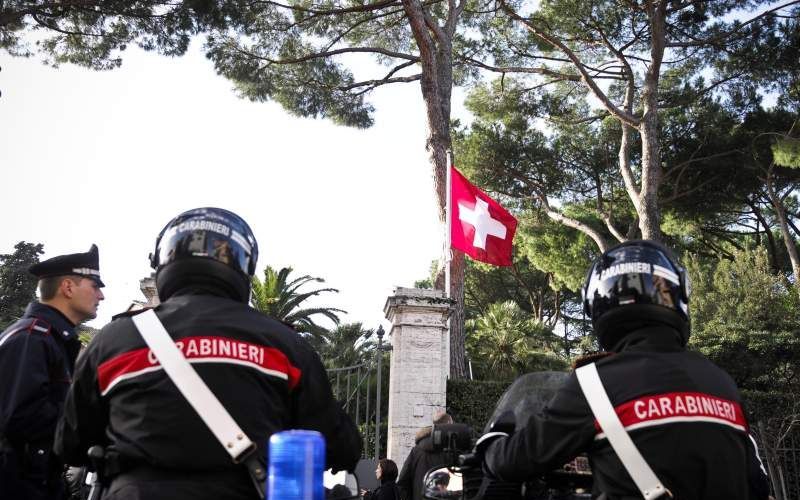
[582,240,690,349]
[150,207,258,302]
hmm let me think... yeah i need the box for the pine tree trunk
[425,98,468,378]
[448,252,467,377]
[638,110,662,242]
[636,0,667,242]
[775,202,800,287]
[402,0,468,378]
[767,180,800,288]
[748,200,781,273]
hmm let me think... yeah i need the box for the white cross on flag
[450,166,518,266]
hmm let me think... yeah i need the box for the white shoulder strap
[131,309,255,462]
[575,363,671,500]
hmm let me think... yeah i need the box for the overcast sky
[0,43,461,332]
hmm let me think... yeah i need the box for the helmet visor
[155,213,256,277]
[585,244,687,319]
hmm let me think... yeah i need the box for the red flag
[450,166,518,266]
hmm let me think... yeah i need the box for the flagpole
[445,150,453,381]
[445,150,453,300]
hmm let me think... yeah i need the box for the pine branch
[498,0,641,128]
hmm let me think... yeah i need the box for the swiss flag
[450,166,518,266]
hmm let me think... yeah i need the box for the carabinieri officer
[0,245,105,500]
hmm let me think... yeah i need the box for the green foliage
[447,378,510,432]
[772,137,800,168]
[2,1,408,127]
[516,216,595,292]
[358,420,388,460]
[741,390,795,423]
[456,78,565,205]
[715,7,800,110]
[332,355,390,458]
[413,260,439,290]
[311,322,375,369]
[466,301,568,381]
[250,265,344,336]
[0,241,44,329]
[413,278,433,289]
[656,107,799,269]
[77,325,99,347]
[462,0,798,254]
[454,78,612,290]
[205,33,375,128]
[687,247,800,393]
[456,72,800,281]
[464,251,556,320]
[658,96,763,220]
[0,2,226,69]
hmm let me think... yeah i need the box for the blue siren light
[267,430,326,500]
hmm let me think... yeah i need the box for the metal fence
[756,420,800,500]
[774,431,800,500]
[326,326,391,459]
[328,362,374,457]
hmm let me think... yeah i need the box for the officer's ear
[60,275,83,299]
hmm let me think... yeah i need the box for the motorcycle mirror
[488,410,516,434]
[422,467,463,499]
[431,423,473,452]
[323,469,360,499]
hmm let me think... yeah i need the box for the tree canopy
[0,241,43,329]
[688,247,800,394]
[483,0,800,241]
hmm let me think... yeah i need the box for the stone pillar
[383,287,453,467]
[140,273,159,306]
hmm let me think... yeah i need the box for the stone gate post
[383,287,453,467]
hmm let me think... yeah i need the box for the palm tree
[250,265,345,336]
[312,322,375,369]
[466,301,567,380]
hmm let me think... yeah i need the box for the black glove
[474,431,509,479]
[475,431,509,456]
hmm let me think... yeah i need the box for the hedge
[446,379,511,433]
[741,390,794,423]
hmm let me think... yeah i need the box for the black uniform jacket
[55,292,361,475]
[484,327,769,499]
[0,302,80,443]
[397,426,452,500]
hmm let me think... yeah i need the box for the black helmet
[582,240,690,350]
[150,207,258,302]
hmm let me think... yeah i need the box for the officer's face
[67,276,105,321]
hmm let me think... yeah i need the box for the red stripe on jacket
[97,335,302,395]
[593,391,746,437]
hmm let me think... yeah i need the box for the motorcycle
[72,445,361,500]
[420,372,593,500]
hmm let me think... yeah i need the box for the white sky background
[0,42,456,332]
